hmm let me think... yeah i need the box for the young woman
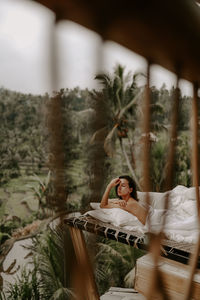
[100,175,148,225]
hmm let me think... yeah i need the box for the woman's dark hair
[115,175,138,201]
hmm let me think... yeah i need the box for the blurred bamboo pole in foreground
[183,83,200,300]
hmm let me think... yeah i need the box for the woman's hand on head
[108,177,120,188]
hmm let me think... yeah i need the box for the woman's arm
[100,178,120,208]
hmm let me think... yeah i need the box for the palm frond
[114,65,125,79]
[31,173,46,189]
[118,89,143,120]
[50,287,74,300]
[45,170,51,187]
[97,242,130,267]
[151,102,164,111]
[94,267,107,282]
[90,126,108,144]
[124,71,132,88]
[116,85,122,111]
[0,291,7,300]
[95,74,111,88]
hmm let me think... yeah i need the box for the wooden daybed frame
[65,214,200,267]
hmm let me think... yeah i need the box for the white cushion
[184,187,200,201]
[137,191,167,210]
[86,208,143,227]
[90,202,101,210]
[170,185,188,196]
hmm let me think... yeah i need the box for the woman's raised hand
[108,177,120,188]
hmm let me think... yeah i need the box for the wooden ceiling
[34,0,200,83]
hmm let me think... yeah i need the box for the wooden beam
[34,0,200,83]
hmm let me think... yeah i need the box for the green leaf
[50,287,74,300]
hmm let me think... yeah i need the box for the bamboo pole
[144,62,159,300]
[48,21,73,294]
[141,62,168,299]
[47,20,66,212]
[142,62,151,228]
[160,78,180,230]
[183,83,200,300]
[69,227,100,300]
[142,62,151,195]
[68,39,104,299]
[47,21,99,299]
[146,74,180,300]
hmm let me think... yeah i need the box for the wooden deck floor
[100,287,145,300]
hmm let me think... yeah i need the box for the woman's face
[117,178,132,197]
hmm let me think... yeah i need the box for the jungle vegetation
[0,64,195,297]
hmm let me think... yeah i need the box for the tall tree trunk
[119,138,142,190]
[127,134,135,169]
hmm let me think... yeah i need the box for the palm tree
[90,65,144,189]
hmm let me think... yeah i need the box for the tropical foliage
[94,237,146,295]
[5,266,40,300]
[3,225,74,300]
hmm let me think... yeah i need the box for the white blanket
[86,186,199,244]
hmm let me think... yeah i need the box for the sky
[0,0,193,96]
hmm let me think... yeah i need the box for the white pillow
[108,208,142,227]
[184,187,200,201]
[86,208,143,227]
[86,209,114,223]
[170,185,188,196]
[90,202,101,210]
[137,191,167,210]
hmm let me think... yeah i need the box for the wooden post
[69,227,100,300]
[146,72,181,300]
[183,83,200,300]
